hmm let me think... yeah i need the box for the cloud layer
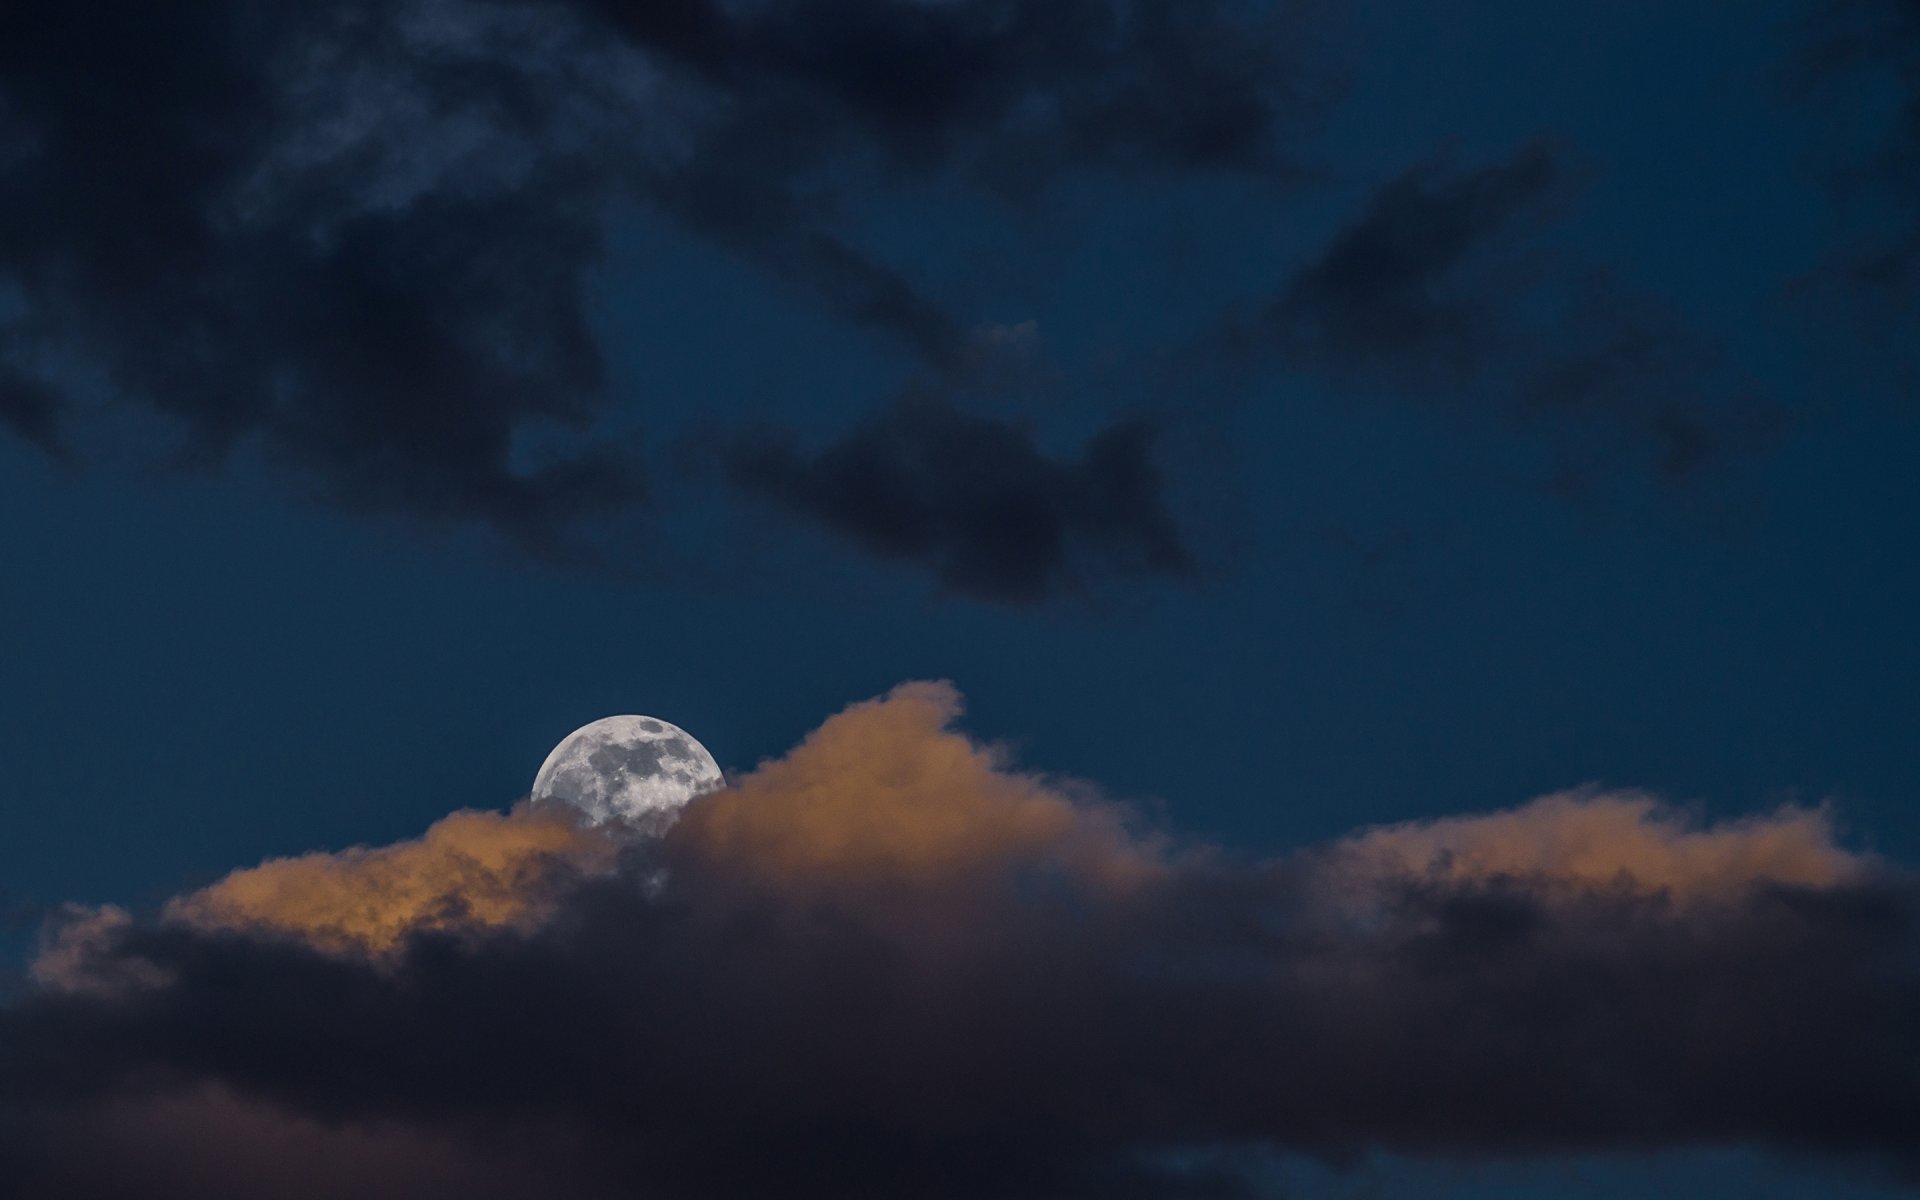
[0,0,1307,589]
[5,683,1916,1198]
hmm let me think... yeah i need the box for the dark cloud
[721,398,1195,604]
[1273,143,1562,380]
[582,0,1309,186]
[1792,1,1920,376]
[0,2,638,559]
[1261,143,1768,481]
[2,685,1917,1198]
[0,0,1313,573]
[0,362,63,456]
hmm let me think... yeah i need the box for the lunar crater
[531,715,724,830]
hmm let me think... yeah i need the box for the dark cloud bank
[0,0,1308,596]
[5,684,1917,1198]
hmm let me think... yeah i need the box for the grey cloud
[0,0,1315,581]
[1260,143,1770,481]
[721,398,1195,605]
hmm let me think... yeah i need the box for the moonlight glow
[531,715,724,830]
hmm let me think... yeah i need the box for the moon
[531,715,724,831]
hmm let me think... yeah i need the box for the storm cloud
[6,683,1917,1198]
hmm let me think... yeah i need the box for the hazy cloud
[1273,143,1562,381]
[1260,143,1767,480]
[1791,0,1920,380]
[0,362,62,455]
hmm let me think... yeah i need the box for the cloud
[1258,143,1769,481]
[1332,787,1864,901]
[1273,143,1563,381]
[29,906,167,997]
[0,2,647,559]
[580,0,1314,188]
[0,0,1315,575]
[0,361,63,455]
[6,1085,585,1200]
[673,681,1164,891]
[164,802,615,955]
[4,683,1916,1198]
[722,398,1195,604]
[1790,0,1920,376]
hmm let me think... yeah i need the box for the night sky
[3,2,1919,1196]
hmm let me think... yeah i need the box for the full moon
[531,715,724,830]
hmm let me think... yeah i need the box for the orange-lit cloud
[164,802,616,955]
[671,681,1163,893]
[1331,788,1865,901]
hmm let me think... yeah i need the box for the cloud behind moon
[9,683,1918,1199]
